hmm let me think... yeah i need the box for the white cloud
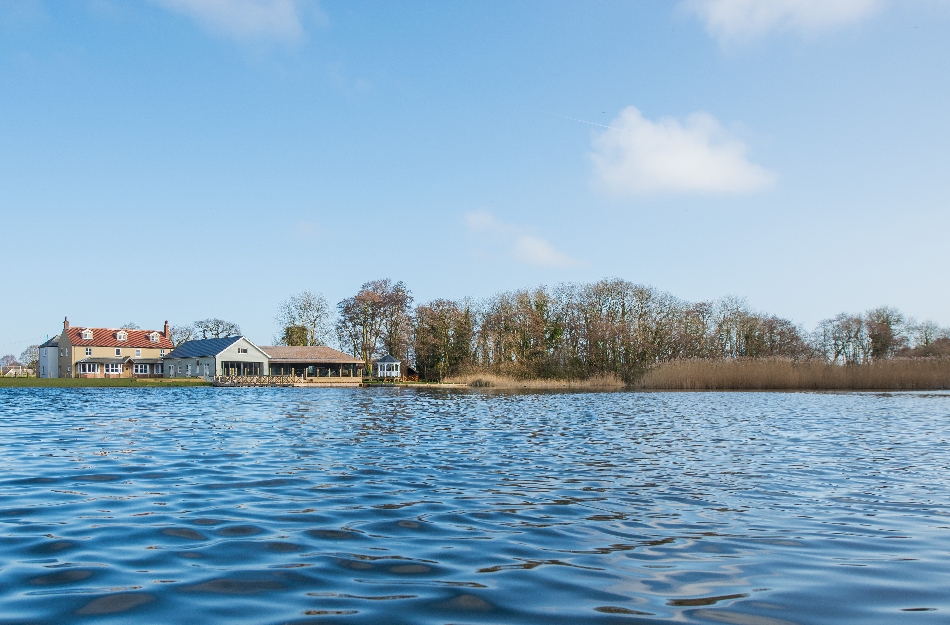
[682,0,885,41]
[464,211,581,268]
[589,106,776,196]
[152,0,324,41]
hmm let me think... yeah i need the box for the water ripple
[0,387,948,623]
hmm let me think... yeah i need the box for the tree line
[11,278,945,380]
[270,278,950,382]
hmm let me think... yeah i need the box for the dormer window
[148,332,160,343]
[81,329,93,341]
[116,331,128,342]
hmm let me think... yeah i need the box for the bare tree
[194,318,242,339]
[335,280,390,369]
[274,291,332,346]
[19,345,39,370]
[168,324,195,347]
[120,322,140,330]
[0,354,17,368]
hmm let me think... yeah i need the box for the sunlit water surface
[0,388,948,624]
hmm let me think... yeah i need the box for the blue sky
[1,0,949,352]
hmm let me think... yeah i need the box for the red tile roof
[64,327,174,349]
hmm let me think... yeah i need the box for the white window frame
[154,364,163,375]
[85,347,92,356]
[115,348,121,356]
[133,364,149,375]
[105,363,122,374]
[81,329,93,340]
[160,349,165,357]
[135,349,141,357]
[186,364,192,376]
[116,331,127,342]
[148,332,160,343]
[78,363,100,374]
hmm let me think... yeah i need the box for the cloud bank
[153,0,321,41]
[589,106,776,196]
[465,211,580,268]
[682,0,885,41]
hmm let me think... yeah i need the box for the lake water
[0,388,948,624]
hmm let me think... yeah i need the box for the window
[154,364,163,375]
[148,332,160,343]
[85,348,92,356]
[115,348,121,356]
[160,349,165,357]
[186,364,192,376]
[105,363,121,374]
[135,349,141,357]
[204,363,210,376]
[66,366,71,373]
[133,364,150,375]
[238,348,248,354]
[79,363,100,374]
[116,331,127,341]
[81,329,93,340]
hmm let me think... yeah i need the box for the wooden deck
[212,375,364,387]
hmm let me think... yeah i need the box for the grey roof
[375,354,400,363]
[39,337,58,348]
[165,336,244,359]
[129,358,163,365]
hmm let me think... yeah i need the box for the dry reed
[445,372,625,390]
[636,358,950,391]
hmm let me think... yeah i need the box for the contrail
[544,111,620,131]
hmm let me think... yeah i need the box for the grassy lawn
[0,377,211,388]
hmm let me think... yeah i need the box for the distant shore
[0,378,210,388]
[3,359,949,391]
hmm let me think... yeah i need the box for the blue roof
[165,336,244,359]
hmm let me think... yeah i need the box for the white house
[38,337,58,378]
[164,336,270,378]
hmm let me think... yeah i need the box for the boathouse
[260,345,363,382]
[164,336,269,378]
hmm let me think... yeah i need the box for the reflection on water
[0,388,948,624]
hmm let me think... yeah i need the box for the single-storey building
[38,336,58,378]
[164,336,270,378]
[374,354,402,379]
[261,345,363,380]
[56,317,173,378]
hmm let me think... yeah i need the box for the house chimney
[164,320,170,338]
[64,316,69,330]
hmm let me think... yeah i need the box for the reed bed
[446,372,625,390]
[636,358,950,391]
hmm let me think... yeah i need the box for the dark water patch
[28,569,94,585]
[72,474,121,483]
[161,528,206,540]
[216,525,262,537]
[669,593,749,607]
[75,593,155,615]
[184,578,286,594]
[27,539,80,555]
[306,529,363,540]
[595,606,654,615]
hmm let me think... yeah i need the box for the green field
[0,377,211,388]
